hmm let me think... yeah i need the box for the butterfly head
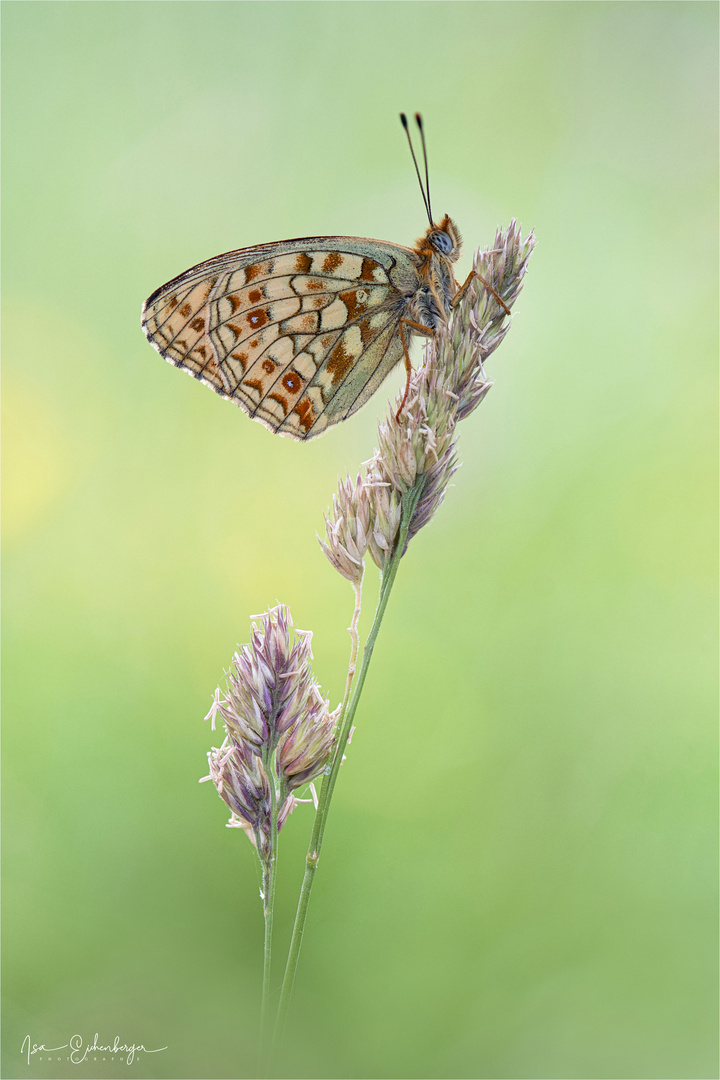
[426,215,462,263]
[415,214,462,268]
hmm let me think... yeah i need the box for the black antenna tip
[415,113,423,129]
[400,112,409,129]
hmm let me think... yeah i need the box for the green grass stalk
[273,477,425,1045]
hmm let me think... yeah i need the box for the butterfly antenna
[414,113,433,225]
[400,112,432,226]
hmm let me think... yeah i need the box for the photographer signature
[21,1033,168,1066]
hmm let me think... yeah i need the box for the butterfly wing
[141,236,421,440]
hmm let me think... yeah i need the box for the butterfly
[141,114,509,441]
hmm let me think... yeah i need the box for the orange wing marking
[339,289,367,321]
[327,340,354,385]
[322,252,343,272]
[268,393,289,415]
[282,371,303,394]
[360,258,378,281]
[293,398,315,432]
[246,309,269,329]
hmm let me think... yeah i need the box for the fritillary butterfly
[141,114,508,440]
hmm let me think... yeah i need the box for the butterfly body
[141,215,463,440]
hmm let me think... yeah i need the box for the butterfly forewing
[142,236,421,440]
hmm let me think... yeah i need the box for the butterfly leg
[396,318,435,422]
[453,271,511,316]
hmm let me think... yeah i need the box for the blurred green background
[2,2,717,1078]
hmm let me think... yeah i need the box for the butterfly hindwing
[142,236,421,440]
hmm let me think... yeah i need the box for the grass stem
[273,477,425,1045]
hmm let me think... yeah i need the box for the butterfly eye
[430,231,453,255]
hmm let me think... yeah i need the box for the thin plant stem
[260,753,279,1073]
[273,477,425,1044]
[345,575,364,698]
